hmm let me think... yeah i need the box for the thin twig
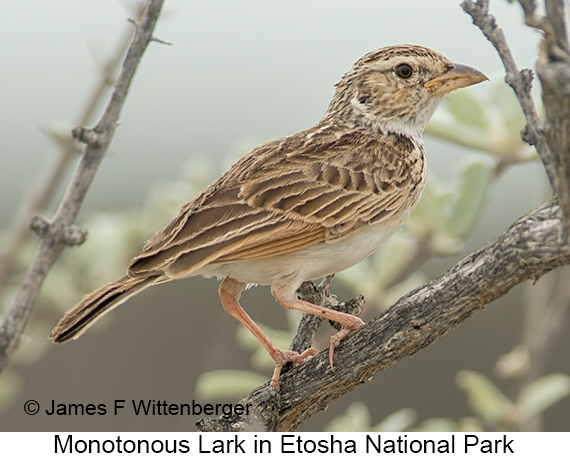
[0,0,165,374]
[0,8,140,295]
[543,0,569,52]
[461,0,556,191]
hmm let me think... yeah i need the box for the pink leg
[272,282,364,368]
[219,277,318,391]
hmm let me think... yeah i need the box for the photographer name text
[35,400,250,419]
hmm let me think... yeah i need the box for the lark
[51,45,487,391]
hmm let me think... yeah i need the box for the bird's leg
[272,282,364,369]
[219,277,318,391]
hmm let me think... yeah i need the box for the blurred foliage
[195,370,268,400]
[0,159,216,412]
[425,82,534,163]
[196,311,304,399]
[324,371,570,432]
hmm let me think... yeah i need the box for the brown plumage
[51,44,487,390]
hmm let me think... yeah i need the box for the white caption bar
[2,432,568,456]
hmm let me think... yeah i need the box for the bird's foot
[270,347,319,391]
[328,316,365,369]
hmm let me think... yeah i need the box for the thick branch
[196,200,570,431]
[536,1,570,237]
[0,0,165,373]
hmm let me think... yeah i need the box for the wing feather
[127,126,424,278]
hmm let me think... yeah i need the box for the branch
[286,279,364,351]
[197,199,570,431]
[543,0,568,51]
[458,1,570,430]
[0,8,139,294]
[463,0,570,239]
[536,0,570,237]
[0,0,166,374]
[461,1,556,192]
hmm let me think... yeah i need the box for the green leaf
[371,408,417,432]
[235,324,295,370]
[426,120,495,154]
[408,177,447,234]
[324,402,371,432]
[445,159,493,237]
[236,323,293,352]
[518,373,570,419]
[457,417,484,432]
[417,417,457,432]
[456,371,513,424]
[371,234,422,290]
[490,83,526,134]
[0,371,21,412]
[195,370,268,400]
[444,90,488,130]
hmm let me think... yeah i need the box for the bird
[50,44,488,391]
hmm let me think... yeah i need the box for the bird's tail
[50,275,159,343]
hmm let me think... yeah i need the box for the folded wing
[128,128,419,278]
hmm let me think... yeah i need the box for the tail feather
[50,275,159,343]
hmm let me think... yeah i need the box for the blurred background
[0,0,568,431]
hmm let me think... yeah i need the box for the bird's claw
[269,347,319,391]
[328,317,365,369]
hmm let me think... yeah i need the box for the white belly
[194,215,405,291]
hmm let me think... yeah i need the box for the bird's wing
[128,127,422,277]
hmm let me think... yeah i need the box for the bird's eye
[395,63,413,79]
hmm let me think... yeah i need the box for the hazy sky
[0,0,543,225]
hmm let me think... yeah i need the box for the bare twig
[461,0,556,192]
[544,0,569,51]
[0,0,165,374]
[197,200,570,431]
[464,0,570,239]
[0,7,140,295]
[516,0,550,32]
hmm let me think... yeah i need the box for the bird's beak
[424,63,488,94]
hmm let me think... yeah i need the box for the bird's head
[327,44,488,138]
